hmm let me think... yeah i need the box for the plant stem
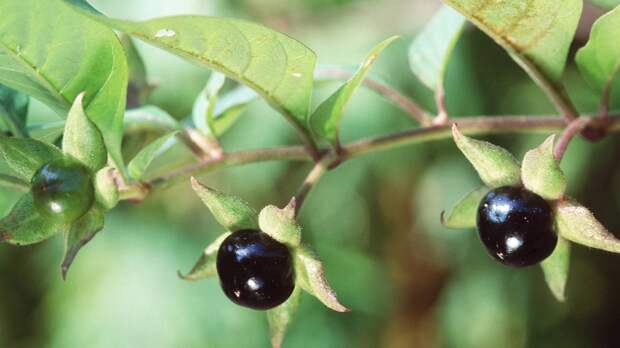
[432,86,448,125]
[315,67,432,125]
[293,156,332,216]
[553,117,592,161]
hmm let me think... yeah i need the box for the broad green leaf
[0,84,29,137]
[190,177,257,231]
[192,72,225,135]
[0,173,29,192]
[310,36,399,147]
[124,105,181,131]
[62,93,107,172]
[0,194,68,245]
[0,0,128,170]
[0,137,63,180]
[452,125,521,188]
[61,204,104,279]
[120,34,152,108]
[521,135,566,200]
[258,199,301,247]
[94,167,119,210]
[128,131,178,180]
[576,6,620,102]
[294,245,348,312]
[208,86,257,136]
[267,286,301,348]
[179,232,231,281]
[441,186,489,229]
[555,199,620,253]
[29,121,65,144]
[66,5,316,135]
[442,0,582,106]
[540,236,570,302]
[409,5,466,91]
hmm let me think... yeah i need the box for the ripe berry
[31,158,94,223]
[477,186,557,267]
[216,229,294,310]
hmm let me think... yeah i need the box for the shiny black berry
[31,158,94,223]
[477,186,557,267]
[216,229,294,310]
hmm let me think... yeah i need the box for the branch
[314,67,432,125]
[293,156,332,216]
[553,117,592,161]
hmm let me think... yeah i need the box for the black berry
[216,229,294,310]
[477,186,557,267]
[31,158,94,223]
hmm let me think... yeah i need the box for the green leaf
[589,0,620,10]
[521,135,566,200]
[576,5,620,101]
[258,199,301,247]
[179,232,231,281]
[0,84,29,137]
[452,125,521,188]
[128,131,178,180]
[0,137,63,180]
[267,286,301,348]
[94,167,119,210]
[294,245,348,312]
[555,199,620,253]
[310,36,399,147]
[409,5,466,91]
[124,105,181,131]
[61,204,104,279]
[120,34,152,108]
[210,86,257,136]
[29,121,65,144]
[192,72,226,135]
[0,173,29,192]
[442,0,582,103]
[441,186,489,229]
[190,177,257,231]
[62,93,107,172]
[0,194,68,245]
[0,0,128,170]
[66,5,316,136]
[540,236,570,302]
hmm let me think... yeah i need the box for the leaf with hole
[190,177,257,231]
[310,36,399,147]
[62,93,107,172]
[0,0,128,170]
[0,137,63,181]
[452,125,521,188]
[521,135,566,200]
[441,186,489,229]
[576,5,620,104]
[128,131,178,180]
[540,236,570,302]
[409,5,466,92]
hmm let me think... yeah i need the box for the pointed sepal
[94,167,119,210]
[441,186,489,229]
[294,245,349,312]
[62,92,107,172]
[452,124,521,188]
[555,199,620,253]
[267,286,301,348]
[190,177,257,231]
[179,232,231,281]
[259,198,301,247]
[521,135,566,200]
[0,137,63,181]
[61,205,105,279]
[540,236,570,302]
[0,194,68,245]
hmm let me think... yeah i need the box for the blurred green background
[2,0,620,347]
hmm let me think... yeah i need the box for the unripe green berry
[31,158,95,223]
